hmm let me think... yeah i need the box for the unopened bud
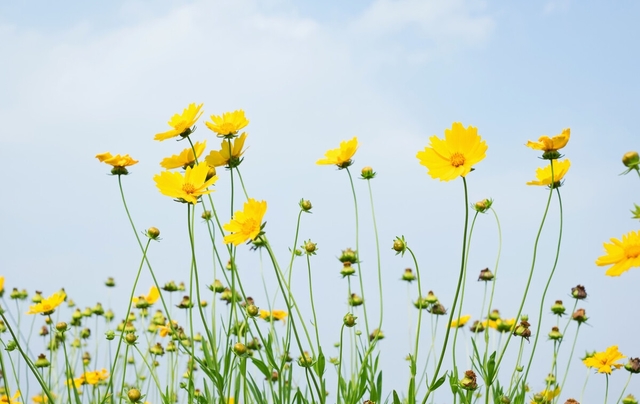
[622,151,639,168]
[548,326,563,341]
[233,342,247,356]
[343,313,357,327]
[125,333,137,345]
[571,285,587,300]
[401,268,416,282]
[128,388,142,402]
[478,268,494,281]
[551,300,566,315]
[361,166,376,179]
[300,199,312,212]
[460,370,478,390]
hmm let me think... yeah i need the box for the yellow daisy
[132,286,160,307]
[596,230,640,276]
[526,128,570,152]
[0,391,20,404]
[160,141,207,169]
[205,110,249,137]
[449,314,471,328]
[416,123,487,181]
[95,152,139,168]
[223,198,267,246]
[316,137,359,169]
[530,386,560,403]
[583,345,625,374]
[26,291,66,315]
[0,276,4,296]
[154,103,204,141]
[153,163,218,204]
[259,309,288,323]
[526,159,571,187]
[205,132,248,168]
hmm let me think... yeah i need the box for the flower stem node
[548,326,563,341]
[478,268,494,281]
[340,262,356,277]
[343,313,357,328]
[392,236,407,255]
[473,198,493,213]
[460,370,478,391]
[361,166,376,180]
[146,227,160,240]
[401,268,416,282]
[551,300,566,316]
[127,388,142,403]
[299,199,312,212]
[571,285,587,300]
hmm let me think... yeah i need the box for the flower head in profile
[259,309,288,323]
[526,159,571,188]
[595,230,640,276]
[0,391,20,404]
[27,291,66,315]
[205,110,249,138]
[154,163,218,204]
[96,152,139,175]
[223,199,267,246]
[526,128,570,159]
[449,315,471,328]
[160,141,207,169]
[416,123,487,182]
[132,286,160,308]
[154,103,204,141]
[205,132,248,168]
[32,392,55,403]
[583,345,625,374]
[316,137,358,169]
[0,276,4,297]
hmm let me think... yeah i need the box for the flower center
[625,244,640,259]
[450,152,466,167]
[182,183,196,195]
[241,219,258,234]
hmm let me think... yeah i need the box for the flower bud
[545,373,556,385]
[413,296,430,310]
[201,210,212,221]
[429,303,447,315]
[625,357,640,374]
[304,240,317,254]
[473,198,493,213]
[39,325,49,337]
[105,277,116,287]
[147,227,160,240]
[361,166,376,179]
[623,395,638,404]
[622,151,639,168]
[210,279,225,293]
[298,351,314,367]
[425,291,438,304]
[206,167,217,181]
[469,321,485,333]
[514,321,531,341]
[6,340,17,351]
[488,309,500,321]
[176,296,193,309]
[343,313,357,328]
[564,400,580,404]
[401,268,416,282]
[149,342,164,356]
[478,268,494,281]
[80,328,91,339]
[166,341,177,352]
[125,333,137,345]
[551,300,566,316]
[460,370,478,391]
[233,342,247,356]
[32,291,43,303]
[548,326,563,341]
[105,330,115,340]
[340,262,356,277]
[369,329,384,342]
[35,353,50,368]
[82,351,91,366]
[56,322,68,332]
[247,304,260,317]
[299,199,312,212]
[128,388,142,402]
[339,248,358,264]
[247,338,261,351]
[348,293,363,307]
[572,308,588,324]
[571,285,587,300]
[392,237,406,254]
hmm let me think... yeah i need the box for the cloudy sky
[1,0,639,400]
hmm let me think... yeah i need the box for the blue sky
[1,0,639,401]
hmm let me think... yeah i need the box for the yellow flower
[0,276,4,295]
[482,319,499,330]
[27,291,66,315]
[154,103,204,141]
[83,369,109,385]
[526,159,571,187]
[416,123,487,182]
[153,163,218,204]
[205,133,248,168]
[449,315,471,328]
[496,318,516,333]
[32,392,56,403]
[205,110,249,137]
[595,230,640,276]
[160,141,207,169]
[529,386,560,403]
[316,137,359,169]
[583,345,625,374]
[157,320,178,338]
[95,152,139,168]
[259,309,288,323]
[223,199,267,246]
[132,286,160,306]
[526,128,570,152]
[0,391,20,404]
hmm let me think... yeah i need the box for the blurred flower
[530,386,560,403]
[160,141,207,169]
[259,310,287,323]
[205,110,249,137]
[132,286,160,307]
[316,137,358,169]
[154,163,218,204]
[450,315,471,328]
[154,103,204,141]
[416,122,487,182]
[526,159,571,187]
[27,291,66,316]
[595,230,640,276]
[205,133,248,168]
[0,276,4,297]
[223,198,267,246]
[583,345,625,374]
[32,392,55,403]
[0,391,20,404]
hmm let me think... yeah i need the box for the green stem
[306,255,321,349]
[615,372,632,404]
[366,179,384,334]
[406,247,425,403]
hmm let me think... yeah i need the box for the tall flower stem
[406,247,424,403]
[366,179,384,334]
[422,176,470,404]
[615,373,632,404]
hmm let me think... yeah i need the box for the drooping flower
[205,132,248,168]
[96,152,139,175]
[205,110,249,137]
[583,345,626,374]
[259,309,288,323]
[27,291,66,315]
[132,286,160,307]
[416,123,487,181]
[154,103,204,141]
[595,230,640,276]
[526,159,571,187]
[160,141,207,169]
[223,199,267,246]
[449,315,471,328]
[526,128,570,154]
[154,163,218,204]
[316,137,358,169]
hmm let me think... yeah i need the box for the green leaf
[392,390,402,404]
[251,358,271,379]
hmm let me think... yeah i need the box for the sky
[1,0,639,401]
